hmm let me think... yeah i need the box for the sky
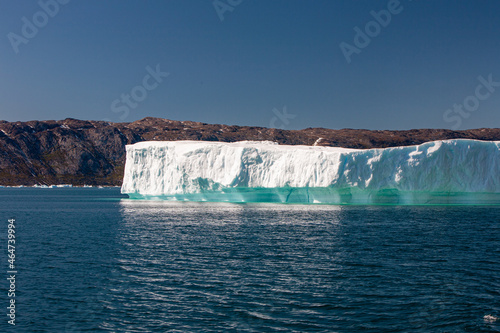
[0,0,499,130]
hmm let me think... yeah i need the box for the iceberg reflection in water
[122,139,500,205]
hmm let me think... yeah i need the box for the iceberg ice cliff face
[121,140,500,204]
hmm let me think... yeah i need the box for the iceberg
[121,139,500,204]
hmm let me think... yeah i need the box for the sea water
[0,188,499,332]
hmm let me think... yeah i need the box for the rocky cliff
[0,117,498,186]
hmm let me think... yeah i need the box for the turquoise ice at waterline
[121,139,500,205]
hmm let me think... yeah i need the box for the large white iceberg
[121,139,500,204]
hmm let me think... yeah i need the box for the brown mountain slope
[0,117,498,186]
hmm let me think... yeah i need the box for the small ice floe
[484,314,498,323]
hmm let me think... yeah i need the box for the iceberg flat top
[121,139,500,203]
[128,140,357,152]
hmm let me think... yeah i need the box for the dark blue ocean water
[0,188,499,332]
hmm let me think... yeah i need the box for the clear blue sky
[1,0,499,130]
